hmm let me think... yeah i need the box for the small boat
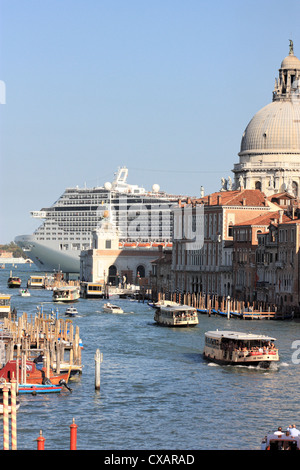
[7,273,21,288]
[19,288,31,297]
[0,360,71,385]
[154,305,199,327]
[261,432,300,450]
[65,306,78,317]
[53,286,80,303]
[203,330,279,368]
[18,380,72,394]
[103,303,124,314]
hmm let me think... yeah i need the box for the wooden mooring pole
[94,349,103,391]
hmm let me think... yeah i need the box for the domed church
[233,40,300,196]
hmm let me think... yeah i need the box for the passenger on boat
[290,425,300,437]
[274,427,283,435]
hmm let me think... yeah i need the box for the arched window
[136,265,145,278]
[108,265,117,285]
[255,181,262,190]
[292,181,298,197]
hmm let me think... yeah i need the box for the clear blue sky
[0,0,299,243]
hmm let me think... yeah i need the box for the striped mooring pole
[2,384,9,450]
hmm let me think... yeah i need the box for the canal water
[1,264,300,450]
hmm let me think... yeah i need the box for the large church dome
[239,99,300,156]
[233,41,300,196]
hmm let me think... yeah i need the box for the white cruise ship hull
[15,235,80,273]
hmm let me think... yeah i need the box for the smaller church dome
[281,54,300,70]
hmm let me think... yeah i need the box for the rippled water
[1,265,300,450]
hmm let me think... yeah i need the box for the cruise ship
[15,167,184,273]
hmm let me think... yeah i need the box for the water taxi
[7,274,21,288]
[52,286,80,303]
[65,306,78,317]
[103,303,124,314]
[154,305,198,327]
[203,330,279,368]
[261,432,300,450]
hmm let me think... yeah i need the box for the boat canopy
[160,305,196,313]
[204,330,276,342]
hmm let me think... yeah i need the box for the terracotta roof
[234,211,291,227]
[195,189,267,207]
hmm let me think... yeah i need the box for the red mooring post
[36,430,45,450]
[70,418,78,450]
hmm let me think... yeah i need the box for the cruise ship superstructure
[15,167,183,273]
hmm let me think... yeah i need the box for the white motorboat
[154,305,198,327]
[65,306,78,317]
[19,289,31,297]
[203,330,279,368]
[103,303,124,314]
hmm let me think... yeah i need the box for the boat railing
[233,347,278,357]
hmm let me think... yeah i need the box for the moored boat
[0,293,11,318]
[80,281,105,298]
[27,275,46,289]
[0,360,70,385]
[18,380,72,394]
[53,286,80,303]
[103,303,124,314]
[154,305,198,327]
[203,330,279,368]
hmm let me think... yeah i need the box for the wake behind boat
[203,330,279,368]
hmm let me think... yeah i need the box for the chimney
[208,195,212,206]
[242,198,246,206]
[279,209,283,224]
[217,195,222,205]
